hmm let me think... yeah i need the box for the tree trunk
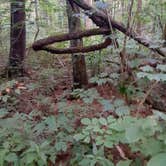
[66,1,88,88]
[163,24,166,47]
[84,0,93,29]
[136,0,142,35]
[8,0,26,77]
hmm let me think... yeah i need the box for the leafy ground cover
[0,52,166,166]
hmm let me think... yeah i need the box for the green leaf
[0,108,9,118]
[15,89,20,94]
[81,118,91,125]
[22,152,38,164]
[2,96,8,102]
[99,118,107,126]
[125,125,142,143]
[147,153,166,166]
[107,116,116,124]
[84,136,91,143]
[33,122,46,134]
[74,134,85,141]
[100,100,114,111]
[0,149,8,166]
[153,111,166,121]
[115,106,130,116]
[38,152,47,164]
[55,142,67,152]
[5,153,18,162]
[157,64,166,72]
[40,141,50,149]
[44,116,57,131]
[140,65,154,72]
[104,141,113,148]
[113,99,125,108]
[117,160,132,166]
[100,159,114,166]
[91,118,99,125]
[132,138,163,156]
[79,158,91,166]
[96,136,104,146]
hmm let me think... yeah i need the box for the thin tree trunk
[8,0,26,77]
[163,24,166,47]
[84,0,93,29]
[66,1,88,88]
[136,0,142,35]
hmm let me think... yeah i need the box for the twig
[116,145,128,160]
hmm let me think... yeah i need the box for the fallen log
[68,0,166,57]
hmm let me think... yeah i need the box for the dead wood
[32,0,166,56]
[38,38,112,54]
[67,0,166,57]
[33,28,111,51]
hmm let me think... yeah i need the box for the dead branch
[39,38,112,54]
[33,28,111,51]
[68,0,166,57]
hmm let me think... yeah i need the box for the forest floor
[14,52,154,117]
[0,51,166,165]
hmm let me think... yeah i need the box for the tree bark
[136,0,142,35]
[36,37,111,54]
[66,1,88,88]
[8,0,26,77]
[84,0,93,29]
[32,28,111,50]
[163,24,166,47]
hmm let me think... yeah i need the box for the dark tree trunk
[8,0,26,77]
[163,24,166,47]
[66,1,88,89]
[136,0,142,35]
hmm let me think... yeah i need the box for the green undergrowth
[0,79,166,166]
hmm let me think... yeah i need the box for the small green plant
[137,64,166,82]
[71,88,100,104]
[73,111,166,166]
[0,101,76,166]
[90,72,113,86]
